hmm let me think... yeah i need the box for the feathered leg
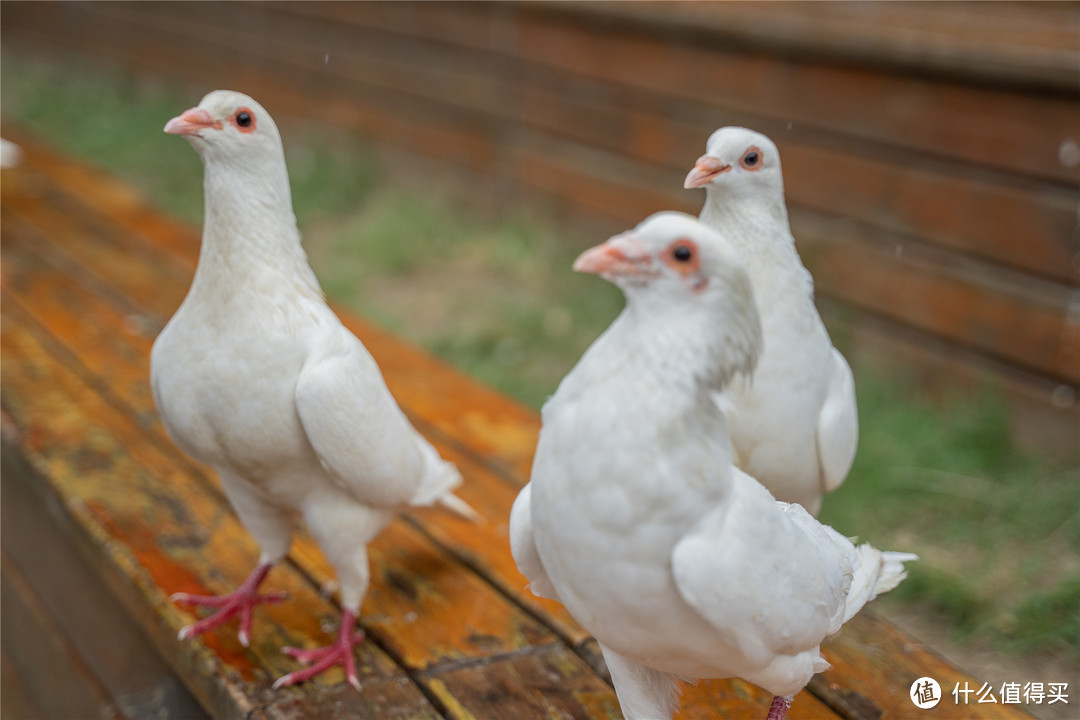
[598,642,682,720]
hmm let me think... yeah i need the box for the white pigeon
[152,90,472,690]
[685,127,858,514]
[510,212,915,720]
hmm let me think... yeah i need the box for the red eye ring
[739,145,763,171]
[231,107,257,133]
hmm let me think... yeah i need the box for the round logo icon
[910,677,942,709]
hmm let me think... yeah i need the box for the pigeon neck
[194,158,322,298]
[699,187,796,270]
[564,303,742,493]
[618,295,759,395]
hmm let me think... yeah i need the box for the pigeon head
[164,90,297,228]
[575,211,762,386]
[683,127,783,197]
[164,90,283,164]
[575,212,745,296]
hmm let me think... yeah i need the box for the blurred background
[2,1,1077,715]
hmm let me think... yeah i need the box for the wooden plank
[29,121,1075,399]
[813,610,1035,720]
[282,2,1076,283]
[0,2,502,175]
[505,134,1080,386]
[421,645,841,720]
[2,436,210,720]
[65,0,1077,283]
[8,0,1072,294]
[556,1,1080,92]
[249,680,440,720]
[506,138,1079,385]
[0,646,49,720]
[419,647,622,720]
[0,554,126,720]
[274,0,1080,184]
[824,299,1080,459]
[797,213,1079,386]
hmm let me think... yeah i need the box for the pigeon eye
[673,244,693,262]
[232,108,257,133]
[739,147,762,171]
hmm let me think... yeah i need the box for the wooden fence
[3,0,1078,453]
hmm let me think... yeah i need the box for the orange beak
[683,155,731,189]
[573,234,652,278]
[164,107,221,136]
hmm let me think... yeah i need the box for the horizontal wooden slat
[556,1,1080,92]
[505,136,1079,386]
[12,109,1075,393]
[7,2,1074,385]
[2,440,210,720]
[0,555,126,720]
[273,0,1080,184]
[4,0,1075,289]
[0,645,49,720]
[48,0,1077,284]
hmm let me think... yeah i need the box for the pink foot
[171,563,287,647]
[766,696,792,720]
[273,608,365,691]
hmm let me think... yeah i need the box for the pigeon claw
[273,609,365,691]
[171,563,285,646]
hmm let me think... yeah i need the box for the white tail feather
[436,491,482,523]
[841,546,918,625]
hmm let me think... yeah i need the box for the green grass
[821,380,1079,657]
[3,47,1076,668]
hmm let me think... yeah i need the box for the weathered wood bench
[1,135,1032,719]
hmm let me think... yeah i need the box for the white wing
[671,471,853,667]
[817,348,858,493]
[509,482,561,602]
[295,326,458,509]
